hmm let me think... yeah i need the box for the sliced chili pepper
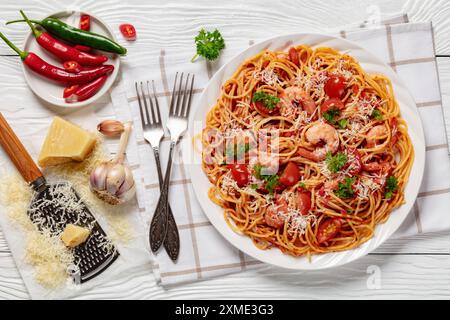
[63,61,82,73]
[73,44,92,52]
[18,10,107,66]
[79,14,91,31]
[65,75,108,102]
[0,31,114,85]
[119,24,136,41]
[7,12,127,55]
[63,85,79,99]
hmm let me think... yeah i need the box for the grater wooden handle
[0,112,44,184]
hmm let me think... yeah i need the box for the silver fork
[135,80,180,261]
[150,72,194,253]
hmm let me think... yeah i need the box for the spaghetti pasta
[200,45,413,258]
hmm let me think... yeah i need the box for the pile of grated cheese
[0,136,135,288]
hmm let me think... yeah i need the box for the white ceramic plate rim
[187,32,426,270]
[21,10,120,108]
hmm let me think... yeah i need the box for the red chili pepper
[63,61,82,73]
[73,44,92,53]
[63,85,79,99]
[19,10,106,66]
[65,75,108,102]
[119,23,136,41]
[79,14,91,31]
[0,32,114,85]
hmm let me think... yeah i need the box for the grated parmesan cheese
[0,136,135,288]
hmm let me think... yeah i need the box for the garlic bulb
[90,122,136,205]
[97,119,124,137]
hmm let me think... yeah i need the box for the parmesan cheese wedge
[61,224,90,248]
[38,117,96,167]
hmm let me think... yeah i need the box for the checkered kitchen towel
[109,13,448,285]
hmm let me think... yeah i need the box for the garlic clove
[117,183,136,204]
[106,163,126,196]
[90,162,108,191]
[97,120,125,137]
[116,165,135,197]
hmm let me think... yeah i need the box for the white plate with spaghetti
[187,33,425,270]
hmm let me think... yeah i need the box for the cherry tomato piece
[321,98,345,114]
[324,75,346,98]
[279,162,300,187]
[296,191,312,215]
[317,218,342,244]
[288,47,299,67]
[119,23,137,41]
[253,100,278,116]
[228,164,250,187]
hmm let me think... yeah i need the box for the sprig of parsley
[384,176,398,199]
[323,109,341,124]
[252,91,280,110]
[372,109,383,121]
[191,29,225,62]
[338,118,348,129]
[253,164,280,195]
[335,177,356,199]
[326,152,348,173]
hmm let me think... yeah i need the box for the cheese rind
[38,117,96,167]
[61,224,90,248]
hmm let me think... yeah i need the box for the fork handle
[150,141,176,253]
[152,146,180,261]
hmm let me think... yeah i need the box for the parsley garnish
[338,118,348,129]
[252,91,280,110]
[372,109,383,121]
[253,164,279,195]
[299,182,306,189]
[191,29,225,62]
[335,177,356,199]
[323,109,341,124]
[326,152,348,173]
[250,184,258,190]
[384,176,398,199]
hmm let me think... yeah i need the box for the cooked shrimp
[265,198,288,228]
[279,86,317,115]
[366,125,388,148]
[363,161,391,173]
[297,122,340,161]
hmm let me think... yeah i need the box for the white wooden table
[1,0,450,300]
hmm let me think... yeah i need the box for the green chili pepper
[7,14,127,55]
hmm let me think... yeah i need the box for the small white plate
[188,33,426,270]
[21,10,120,108]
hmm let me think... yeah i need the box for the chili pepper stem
[19,10,41,38]
[0,32,27,59]
[190,53,199,63]
[5,19,41,26]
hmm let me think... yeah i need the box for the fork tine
[140,81,152,124]
[178,73,190,117]
[168,72,179,116]
[174,72,184,116]
[183,74,195,118]
[146,81,158,124]
[135,82,147,128]
[152,80,162,124]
